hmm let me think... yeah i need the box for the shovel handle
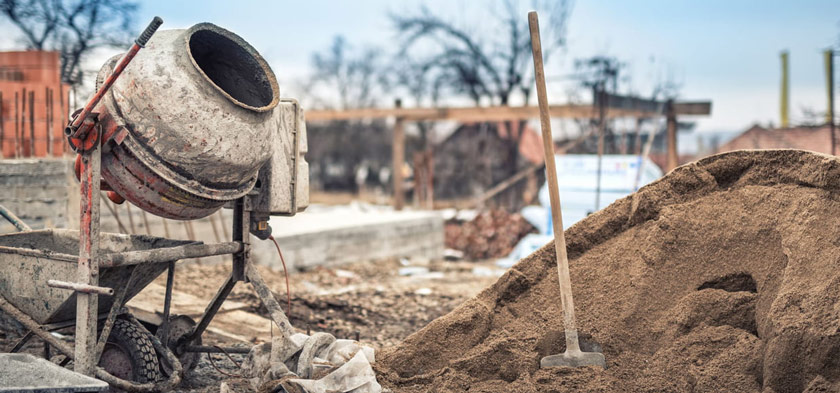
[528,11,581,353]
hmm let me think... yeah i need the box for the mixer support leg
[75,123,102,376]
[232,197,249,282]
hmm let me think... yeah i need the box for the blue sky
[3,0,838,133]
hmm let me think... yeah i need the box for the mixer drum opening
[187,27,277,111]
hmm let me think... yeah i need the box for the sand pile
[375,150,840,393]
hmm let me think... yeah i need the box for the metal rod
[245,262,295,338]
[0,204,31,231]
[188,274,237,343]
[232,198,248,281]
[125,203,136,234]
[140,210,152,235]
[13,91,18,158]
[28,91,34,157]
[161,217,171,238]
[48,280,114,296]
[218,211,229,241]
[94,266,136,364]
[46,87,52,156]
[19,88,25,157]
[74,120,102,375]
[101,242,242,268]
[0,245,75,262]
[158,261,175,345]
[101,193,129,233]
[0,90,4,158]
[208,214,222,243]
[10,331,33,353]
[184,345,251,354]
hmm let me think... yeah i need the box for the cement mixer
[0,17,318,391]
[68,21,308,222]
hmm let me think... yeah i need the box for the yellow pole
[826,49,835,154]
[780,51,789,128]
[826,50,834,123]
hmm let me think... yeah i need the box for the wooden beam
[306,102,711,122]
[673,101,712,116]
[666,100,678,172]
[392,99,405,210]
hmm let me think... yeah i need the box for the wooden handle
[528,11,581,353]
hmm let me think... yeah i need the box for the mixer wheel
[157,314,200,376]
[99,317,161,383]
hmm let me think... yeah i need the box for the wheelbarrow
[0,226,193,390]
[0,207,294,392]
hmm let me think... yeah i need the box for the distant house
[434,121,544,202]
[0,51,69,158]
[717,124,834,154]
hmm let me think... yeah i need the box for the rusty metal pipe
[101,241,242,268]
[47,280,115,296]
[65,17,163,139]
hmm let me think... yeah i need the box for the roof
[717,124,834,154]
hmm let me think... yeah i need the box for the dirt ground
[0,255,501,392]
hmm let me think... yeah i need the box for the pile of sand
[375,150,840,393]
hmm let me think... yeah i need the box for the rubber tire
[99,318,161,383]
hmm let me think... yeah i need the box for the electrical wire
[268,235,292,317]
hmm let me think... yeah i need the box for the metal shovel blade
[540,349,606,369]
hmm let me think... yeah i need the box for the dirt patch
[375,150,840,393]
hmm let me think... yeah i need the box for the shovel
[528,11,606,369]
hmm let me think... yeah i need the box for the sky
[2,0,839,134]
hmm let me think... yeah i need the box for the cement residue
[374,150,840,393]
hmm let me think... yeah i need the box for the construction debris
[239,334,379,393]
[445,209,536,260]
[375,150,840,393]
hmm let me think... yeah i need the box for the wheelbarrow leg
[188,196,249,343]
[245,262,294,338]
[10,331,33,353]
[75,123,102,375]
[188,274,237,343]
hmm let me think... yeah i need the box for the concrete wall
[252,208,444,271]
[0,159,444,271]
[0,159,74,231]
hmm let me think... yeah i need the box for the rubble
[444,209,536,260]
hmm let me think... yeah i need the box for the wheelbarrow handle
[0,204,31,232]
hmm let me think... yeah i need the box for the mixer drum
[98,23,280,219]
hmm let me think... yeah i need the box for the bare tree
[391,0,571,106]
[308,35,386,110]
[1,0,137,85]
[390,0,572,209]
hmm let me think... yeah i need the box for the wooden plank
[673,101,712,116]
[305,102,711,122]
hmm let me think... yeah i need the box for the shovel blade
[540,350,606,369]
